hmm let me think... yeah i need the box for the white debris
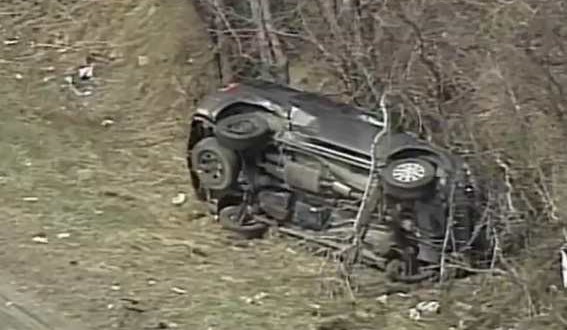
[416,300,441,314]
[409,300,441,321]
[56,233,71,239]
[77,90,93,96]
[241,296,254,304]
[22,197,39,202]
[107,304,115,310]
[171,193,187,206]
[376,294,388,305]
[171,287,187,295]
[111,285,121,291]
[32,236,49,244]
[78,64,94,80]
[14,73,23,80]
[409,308,421,321]
[3,38,19,45]
[309,303,321,310]
[5,301,14,307]
[137,55,150,67]
[147,279,157,286]
[64,72,94,96]
[101,119,115,127]
[254,292,268,300]
[240,292,269,305]
[285,247,297,254]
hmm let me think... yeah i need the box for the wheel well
[386,148,448,172]
[216,102,269,121]
[188,119,209,151]
[388,148,439,162]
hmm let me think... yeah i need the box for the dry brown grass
[2,0,566,329]
[0,1,424,329]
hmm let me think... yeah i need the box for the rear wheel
[215,113,271,151]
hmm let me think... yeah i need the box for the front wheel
[190,137,241,191]
[382,158,436,200]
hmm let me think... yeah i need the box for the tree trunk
[249,0,288,83]
[259,0,289,84]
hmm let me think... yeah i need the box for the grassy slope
[0,1,403,329]
[3,1,563,329]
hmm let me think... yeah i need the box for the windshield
[292,93,386,128]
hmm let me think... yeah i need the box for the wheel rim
[196,150,226,185]
[392,162,426,183]
[226,119,256,135]
[223,206,258,227]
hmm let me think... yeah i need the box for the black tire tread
[215,113,271,151]
[218,206,269,239]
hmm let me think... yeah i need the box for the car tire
[218,205,269,239]
[191,137,240,191]
[382,158,436,200]
[214,113,271,151]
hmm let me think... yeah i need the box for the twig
[494,153,517,214]
[348,91,390,265]
[439,182,457,282]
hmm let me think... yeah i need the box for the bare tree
[192,0,567,325]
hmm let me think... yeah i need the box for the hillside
[0,1,565,329]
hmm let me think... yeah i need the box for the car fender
[193,84,289,122]
[379,133,457,173]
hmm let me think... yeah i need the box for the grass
[0,1,406,329]
[3,0,563,329]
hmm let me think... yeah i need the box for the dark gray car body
[187,79,480,267]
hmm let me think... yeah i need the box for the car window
[293,93,385,127]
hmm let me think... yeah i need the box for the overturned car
[186,79,492,283]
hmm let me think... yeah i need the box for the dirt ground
[0,1,526,329]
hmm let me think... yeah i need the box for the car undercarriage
[186,80,493,283]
